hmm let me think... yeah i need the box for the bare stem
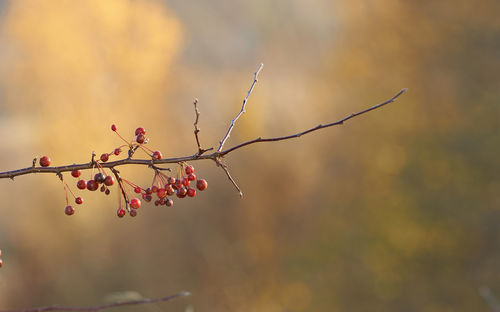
[0,291,190,312]
[193,99,213,156]
[214,158,243,197]
[217,63,264,152]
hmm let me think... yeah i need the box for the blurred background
[0,0,499,311]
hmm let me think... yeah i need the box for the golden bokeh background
[0,0,499,311]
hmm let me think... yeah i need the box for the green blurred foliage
[0,0,499,311]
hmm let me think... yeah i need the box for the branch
[0,88,407,181]
[217,63,263,152]
[192,99,213,156]
[219,88,408,156]
[0,291,191,312]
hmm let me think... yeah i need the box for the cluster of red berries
[117,163,208,218]
[43,125,209,218]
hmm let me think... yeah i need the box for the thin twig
[0,291,190,312]
[192,99,213,156]
[217,63,264,152]
[219,88,408,156]
[0,88,407,182]
[214,158,243,197]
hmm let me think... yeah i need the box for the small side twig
[214,158,243,198]
[0,291,191,312]
[109,168,129,211]
[192,99,213,156]
[217,63,263,152]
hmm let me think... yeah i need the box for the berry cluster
[38,125,208,218]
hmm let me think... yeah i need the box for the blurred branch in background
[480,286,500,312]
[0,291,191,312]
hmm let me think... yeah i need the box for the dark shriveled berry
[65,205,75,216]
[40,156,51,167]
[105,189,110,195]
[94,173,105,184]
[129,209,137,217]
[75,197,83,205]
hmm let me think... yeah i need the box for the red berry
[134,186,142,193]
[196,179,208,191]
[185,165,194,175]
[117,208,126,218]
[173,179,182,190]
[151,185,159,193]
[188,173,196,181]
[75,197,83,205]
[157,188,167,198]
[187,187,196,197]
[152,151,162,160]
[136,134,145,144]
[71,170,81,178]
[104,176,114,186]
[135,127,146,135]
[77,180,87,190]
[167,177,176,185]
[39,156,51,167]
[130,198,141,209]
[176,187,187,198]
[159,198,166,205]
[165,198,173,207]
[145,187,153,195]
[111,124,117,131]
[129,209,137,217]
[182,177,190,187]
[100,153,109,162]
[105,189,110,195]
[144,194,152,202]
[113,148,121,156]
[165,184,175,196]
[0,259,3,268]
[65,205,75,216]
[87,180,98,191]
